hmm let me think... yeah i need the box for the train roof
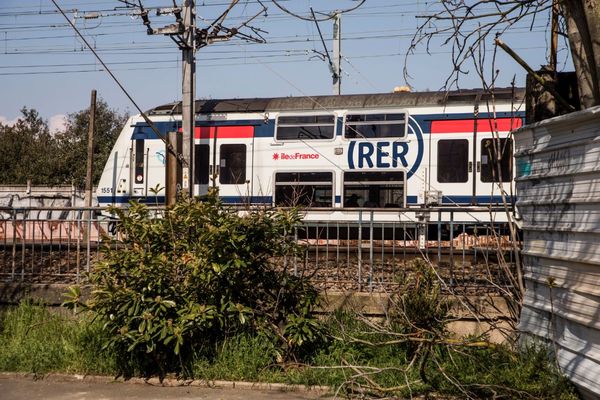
[147,87,525,116]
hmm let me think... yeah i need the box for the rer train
[96,88,525,222]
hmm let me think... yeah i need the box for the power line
[49,0,187,168]
[0,44,554,76]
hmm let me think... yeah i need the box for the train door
[431,117,518,205]
[130,136,165,200]
[474,132,514,204]
[129,137,148,197]
[194,126,254,202]
[432,137,472,204]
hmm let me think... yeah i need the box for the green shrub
[390,258,449,335]
[65,192,321,378]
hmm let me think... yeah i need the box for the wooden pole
[166,131,178,206]
[85,90,96,208]
[550,0,559,71]
[83,90,96,254]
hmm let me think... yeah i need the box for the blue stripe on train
[97,195,273,205]
[442,195,512,204]
[98,195,512,205]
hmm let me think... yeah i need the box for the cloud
[48,114,67,133]
[0,116,19,127]
[0,114,66,133]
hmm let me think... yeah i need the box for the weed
[0,301,113,375]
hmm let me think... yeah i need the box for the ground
[0,375,327,400]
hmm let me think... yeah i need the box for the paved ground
[0,376,329,400]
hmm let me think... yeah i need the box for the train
[96,88,525,223]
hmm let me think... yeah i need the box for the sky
[0,0,571,131]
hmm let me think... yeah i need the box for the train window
[343,171,404,208]
[481,138,512,182]
[274,172,333,207]
[437,140,469,183]
[194,144,209,185]
[219,144,246,185]
[134,139,145,184]
[276,115,335,140]
[345,113,407,139]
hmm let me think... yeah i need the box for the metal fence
[0,206,519,293]
[0,207,109,282]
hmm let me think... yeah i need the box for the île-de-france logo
[273,152,319,160]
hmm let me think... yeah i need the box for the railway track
[0,240,518,295]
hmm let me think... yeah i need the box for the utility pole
[85,89,96,209]
[181,0,195,197]
[332,11,341,95]
[84,89,96,249]
[549,0,559,71]
[166,131,179,205]
[132,1,265,200]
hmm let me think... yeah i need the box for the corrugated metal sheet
[515,106,600,398]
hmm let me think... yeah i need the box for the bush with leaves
[390,259,450,340]
[65,191,321,378]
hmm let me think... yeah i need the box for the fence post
[369,211,374,292]
[358,210,362,291]
[11,209,16,281]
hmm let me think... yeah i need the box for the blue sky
[0,0,570,129]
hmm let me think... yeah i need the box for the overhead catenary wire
[50,0,188,167]
[0,44,552,76]
[270,0,366,22]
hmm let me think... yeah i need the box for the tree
[53,99,128,188]
[408,0,600,109]
[561,0,600,107]
[0,108,59,185]
[0,100,126,186]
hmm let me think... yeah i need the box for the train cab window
[276,115,335,140]
[134,139,145,184]
[194,144,209,185]
[274,172,333,207]
[219,144,246,185]
[343,171,404,208]
[437,139,469,183]
[344,112,407,139]
[481,138,512,182]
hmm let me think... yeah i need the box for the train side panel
[96,93,524,224]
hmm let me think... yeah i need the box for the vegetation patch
[64,192,322,378]
[0,301,577,399]
[0,194,577,398]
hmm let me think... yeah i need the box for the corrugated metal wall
[515,106,600,398]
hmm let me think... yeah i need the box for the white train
[97,89,525,222]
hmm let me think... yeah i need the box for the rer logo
[347,117,424,179]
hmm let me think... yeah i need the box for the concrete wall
[0,185,94,215]
[514,106,600,398]
[0,283,514,343]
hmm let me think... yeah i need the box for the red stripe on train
[177,126,254,138]
[430,118,522,134]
